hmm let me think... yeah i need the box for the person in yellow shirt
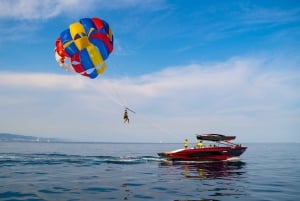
[184,139,188,149]
[197,140,203,148]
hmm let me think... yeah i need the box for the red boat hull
[158,146,247,161]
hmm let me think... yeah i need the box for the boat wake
[225,157,241,162]
[0,153,163,166]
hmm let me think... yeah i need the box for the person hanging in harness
[123,109,129,123]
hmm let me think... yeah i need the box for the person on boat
[123,109,129,123]
[197,140,203,148]
[184,139,188,149]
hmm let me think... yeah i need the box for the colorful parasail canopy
[55,17,113,79]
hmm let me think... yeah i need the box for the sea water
[0,142,299,201]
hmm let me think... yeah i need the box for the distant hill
[0,133,63,142]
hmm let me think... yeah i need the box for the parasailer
[55,18,135,122]
[123,107,136,124]
[123,109,129,124]
[54,17,113,79]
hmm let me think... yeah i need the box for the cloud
[239,4,300,25]
[0,0,169,46]
[0,72,85,90]
[0,0,167,20]
[0,56,299,142]
[0,0,62,20]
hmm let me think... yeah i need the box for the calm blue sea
[0,142,299,201]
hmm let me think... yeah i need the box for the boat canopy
[196,134,236,142]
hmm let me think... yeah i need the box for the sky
[0,0,299,143]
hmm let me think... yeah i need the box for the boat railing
[194,141,242,148]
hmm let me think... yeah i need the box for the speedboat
[158,134,247,161]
